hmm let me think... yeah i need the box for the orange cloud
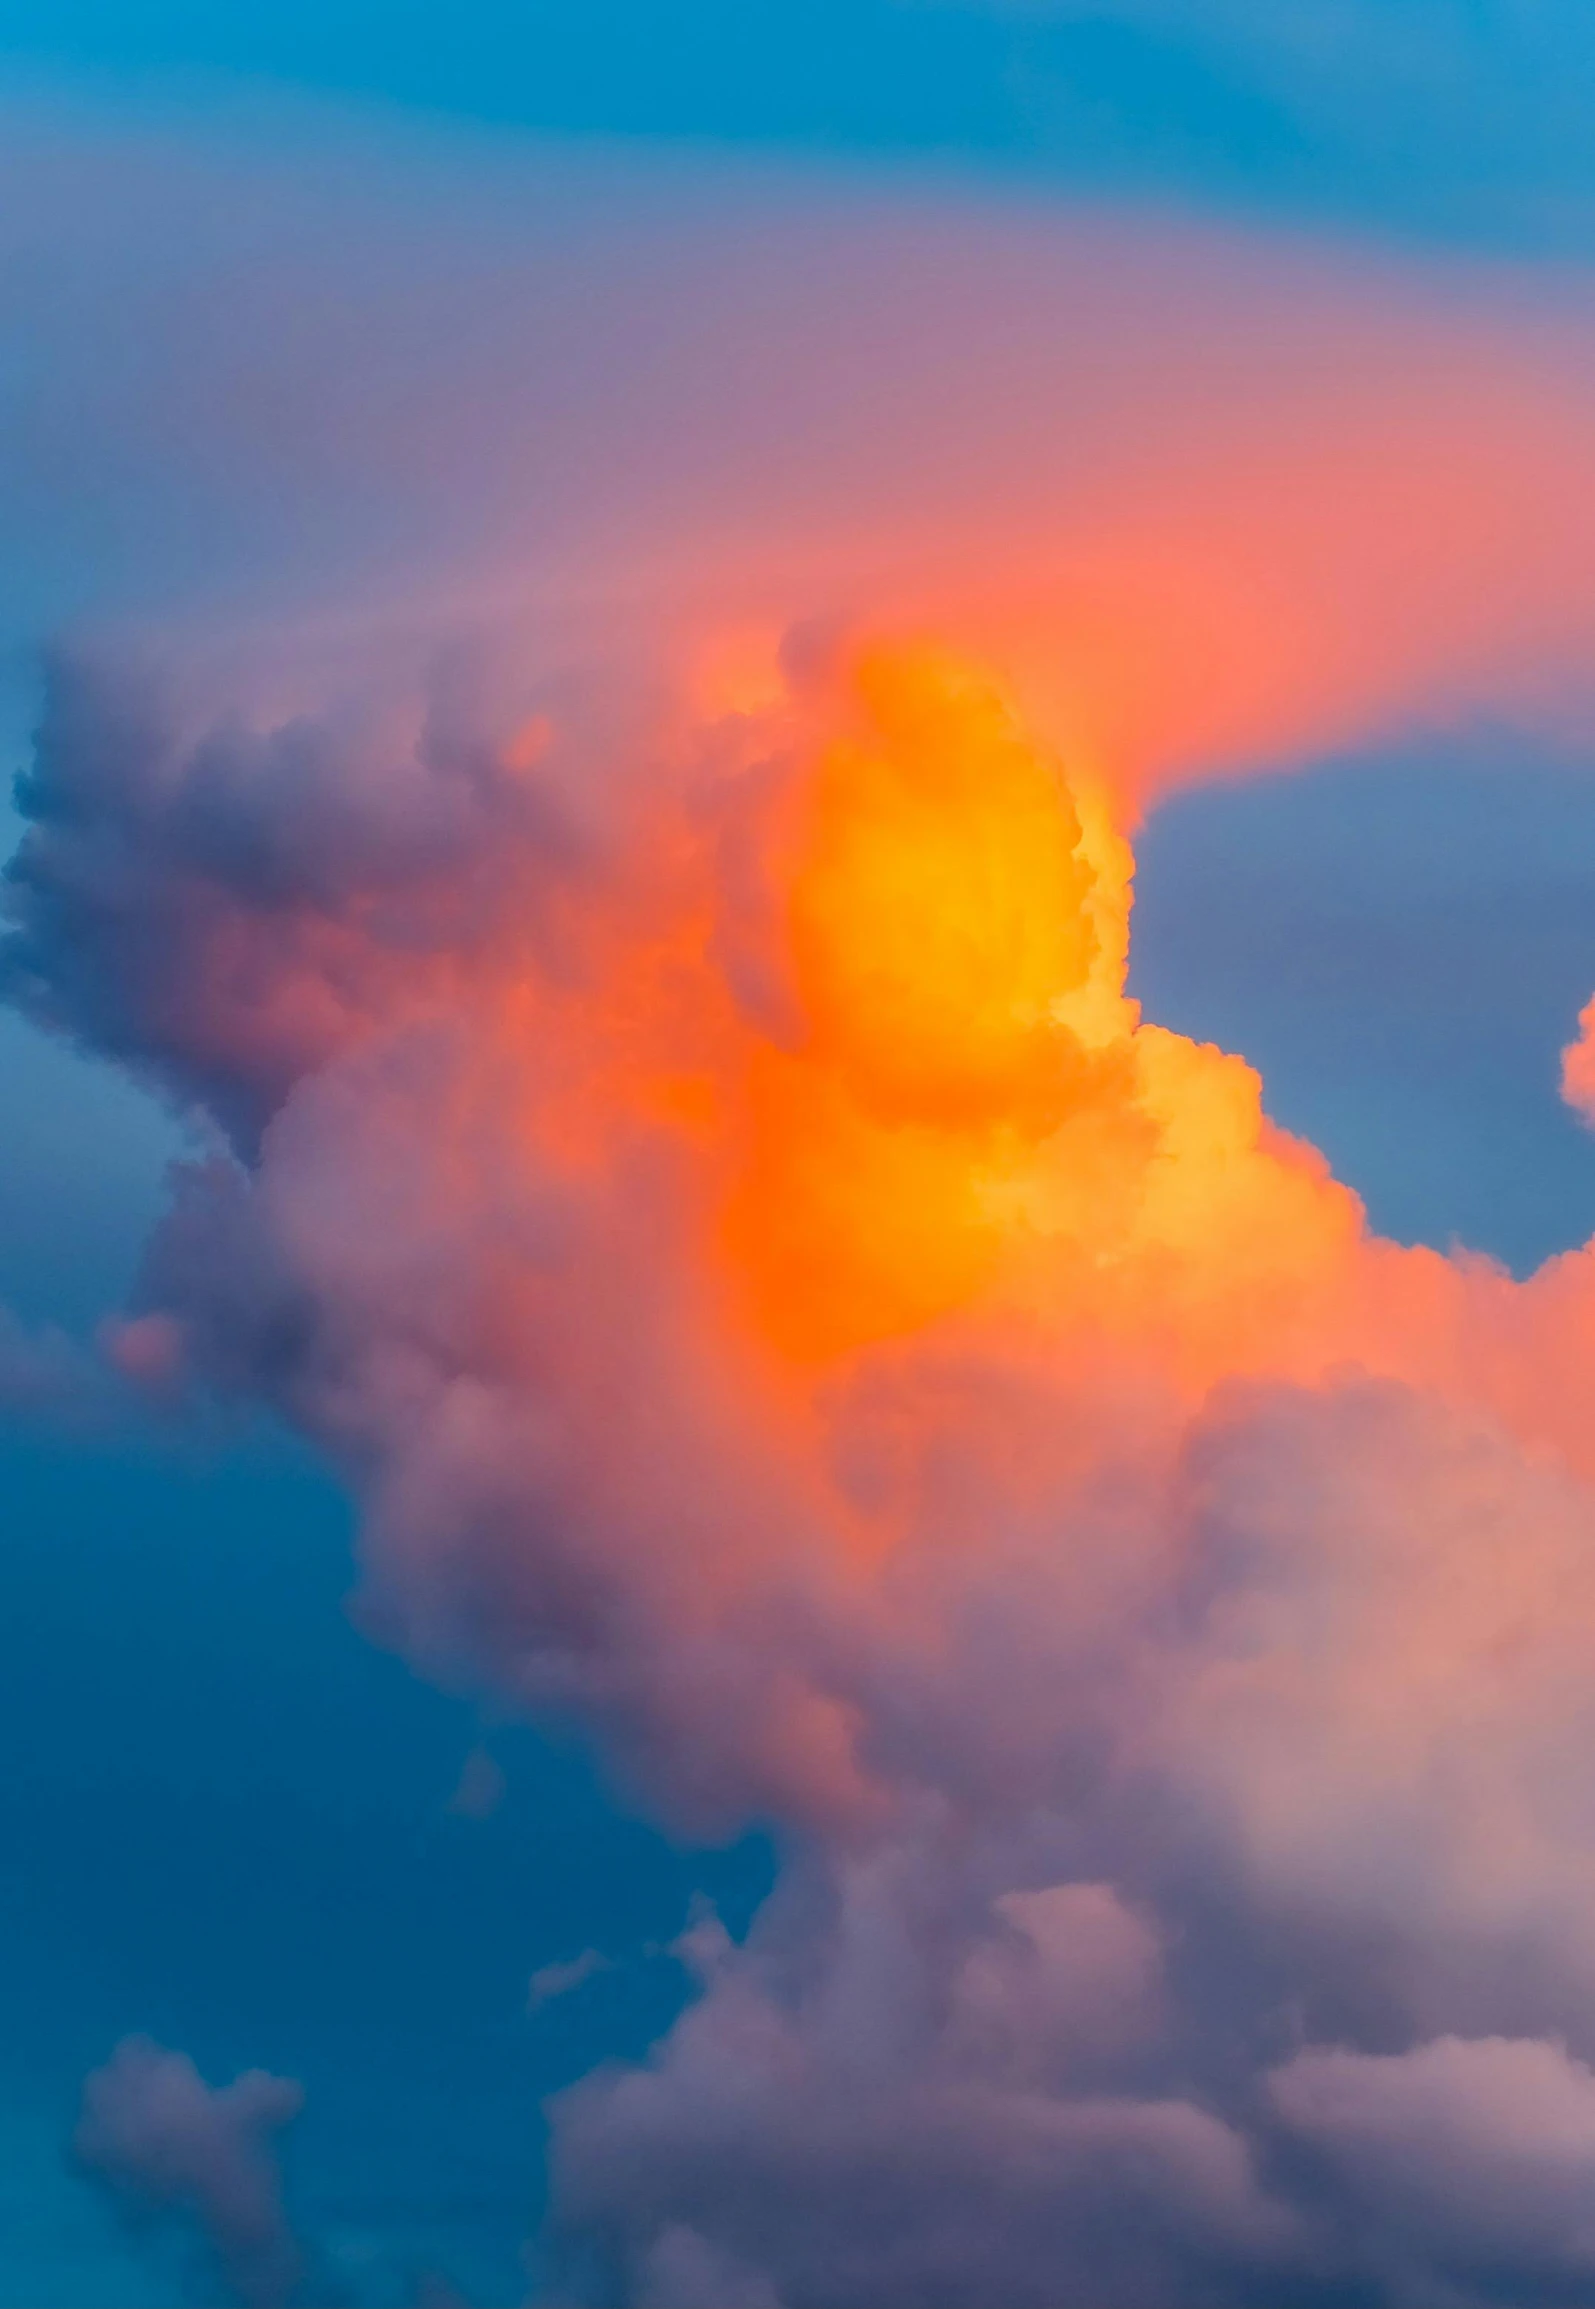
[20,615,1595,2305]
[25,108,1595,2300]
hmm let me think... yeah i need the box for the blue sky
[9,8,1595,2306]
[3,0,1595,249]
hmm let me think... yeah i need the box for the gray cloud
[1272,2034,1595,2295]
[73,2035,305,2308]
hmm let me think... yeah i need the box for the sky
[11,8,1595,2308]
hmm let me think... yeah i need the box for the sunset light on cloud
[13,10,1595,2307]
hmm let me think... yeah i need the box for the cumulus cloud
[18,621,1595,2304]
[548,1840,1301,2308]
[1271,2034,1595,2290]
[632,2225,784,2309]
[20,128,1595,2294]
[538,1369,1595,2304]
[73,2036,305,2308]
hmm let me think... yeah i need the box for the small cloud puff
[445,1744,506,1821]
[73,2036,305,2309]
[528,1949,613,2011]
[1562,992,1595,1125]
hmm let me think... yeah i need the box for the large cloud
[21,110,1595,2302]
[17,620,1595,2304]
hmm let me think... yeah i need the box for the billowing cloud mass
[73,2036,305,2307]
[15,617,1595,2308]
[19,129,1595,2304]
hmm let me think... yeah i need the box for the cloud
[541,1367,1595,2303]
[1561,993,1595,1124]
[20,111,1595,2300]
[1271,2034,1595,2288]
[445,1743,507,1820]
[633,2224,785,2309]
[73,2036,305,2308]
[549,1851,1298,2307]
[529,1949,614,2011]
[17,104,1595,794]
[19,627,1595,2302]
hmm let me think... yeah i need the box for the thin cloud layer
[930,0,1595,245]
[16,102,1595,796]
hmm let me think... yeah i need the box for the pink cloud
[1562,994,1595,1124]
[1272,2034,1595,2286]
[23,639,1595,2299]
[17,120,1595,2293]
